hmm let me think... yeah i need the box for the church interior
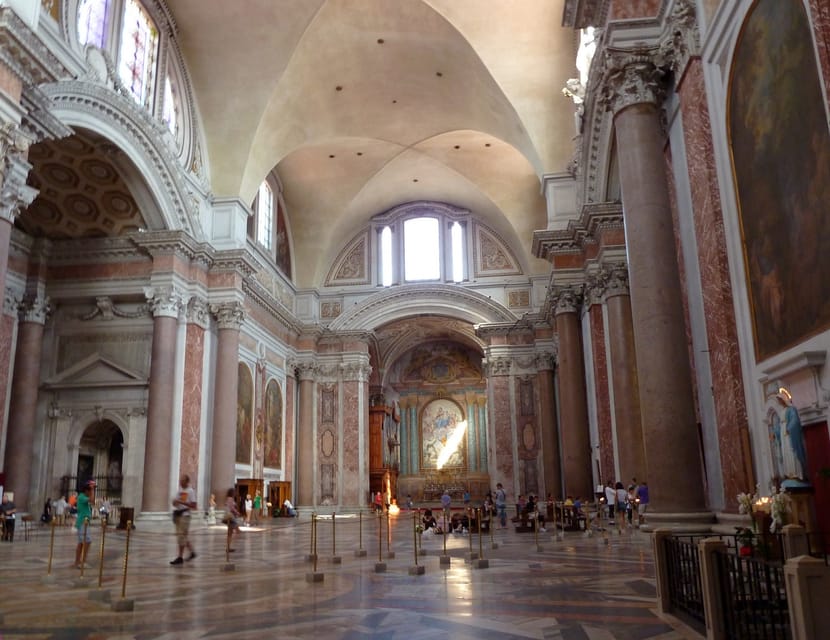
[0,0,829,636]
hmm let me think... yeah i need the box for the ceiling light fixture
[335,86,343,91]
[377,38,384,44]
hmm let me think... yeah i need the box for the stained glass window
[118,0,158,108]
[77,0,109,48]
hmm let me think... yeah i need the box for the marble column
[601,264,646,484]
[604,53,707,518]
[142,287,184,513]
[485,356,516,497]
[0,148,38,431]
[209,301,244,502]
[553,287,593,500]
[536,349,562,499]
[3,295,48,510]
[294,361,315,506]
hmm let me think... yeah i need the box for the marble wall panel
[808,0,830,106]
[340,381,360,505]
[590,306,614,485]
[490,375,515,497]
[179,323,204,480]
[608,0,661,21]
[284,376,295,480]
[680,60,751,509]
[0,315,12,446]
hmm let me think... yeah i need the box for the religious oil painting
[729,0,830,361]
[236,362,253,464]
[263,378,282,469]
[420,398,466,469]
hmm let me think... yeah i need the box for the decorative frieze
[484,356,512,377]
[79,296,150,321]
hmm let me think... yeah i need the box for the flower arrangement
[769,488,792,533]
[737,487,758,515]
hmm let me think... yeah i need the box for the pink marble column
[606,56,707,518]
[536,352,562,498]
[0,148,37,431]
[209,302,244,502]
[3,296,48,510]
[295,362,315,506]
[554,288,593,499]
[602,264,646,484]
[142,288,183,512]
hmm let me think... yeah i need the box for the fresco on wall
[236,363,253,464]
[263,378,282,469]
[420,398,466,469]
[729,0,830,361]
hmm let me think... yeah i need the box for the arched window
[256,182,274,251]
[77,0,109,48]
[403,217,440,281]
[118,0,159,108]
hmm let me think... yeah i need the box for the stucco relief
[473,225,521,277]
[326,233,370,285]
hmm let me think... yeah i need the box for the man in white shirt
[604,482,616,523]
[170,474,197,565]
[283,498,297,517]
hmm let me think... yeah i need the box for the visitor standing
[170,474,197,565]
[74,481,95,568]
[495,483,507,528]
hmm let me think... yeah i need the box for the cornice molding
[532,201,623,261]
[0,7,71,87]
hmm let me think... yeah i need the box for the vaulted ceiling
[19,0,579,294]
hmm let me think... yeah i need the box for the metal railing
[714,546,790,640]
[663,534,707,634]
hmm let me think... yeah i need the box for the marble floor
[0,513,702,639]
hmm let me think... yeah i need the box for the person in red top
[373,491,383,513]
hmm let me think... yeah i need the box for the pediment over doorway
[44,353,148,389]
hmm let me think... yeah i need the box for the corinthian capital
[0,143,37,223]
[144,286,185,319]
[601,48,670,115]
[551,286,583,315]
[601,262,630,299]
[20,294,50,324]
[210,301,245,330]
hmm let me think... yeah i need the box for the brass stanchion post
[331,512,341,564]
[386,509,395,559]
[408,509,424,575]
[111,520,135,611]
[47,519,56,575]
[86,516,112,601]
[79,518,90,578]
[374,509,386,572]
[355,510,367,557]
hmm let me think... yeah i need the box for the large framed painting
[729,0,830,361]
[236,363,253,464]
[420,398,466,470]
[263,378,282,469]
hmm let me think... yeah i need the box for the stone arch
[329,283,517,332]
[69,413,127,498]
[40,80,204,239]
